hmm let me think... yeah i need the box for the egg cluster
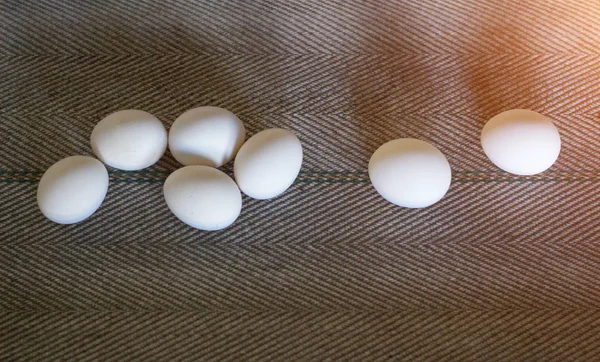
[37,107,561,229]
[37,107,302,230]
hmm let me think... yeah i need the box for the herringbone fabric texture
[2,0,600,360]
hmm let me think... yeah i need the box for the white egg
[369,139,451,208]
[168,107,246,168]
[91,110,167,170]
[163,166,242,230]
[37,156,109,224]
[481,109,561,175]
[234,128,303,200]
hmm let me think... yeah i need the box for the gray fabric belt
[2,0,600,360]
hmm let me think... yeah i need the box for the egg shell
[37,156,109,224]
[91,109,167,171]
[168,107,246,168]
[369,139,451,208]
[481,109,561,175]
[163,166,242,230]
[234,128,303,200]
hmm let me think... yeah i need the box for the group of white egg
[37,107,303,230]
[370,109,561,208]
[37,107,560,229]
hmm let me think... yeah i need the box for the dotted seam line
[3,170,600,175]
[3,178,600,184]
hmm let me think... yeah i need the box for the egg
[168,107,246,168]
[234,128,302,199]
[37,156,109,224]
[369,139,451,208]
[163,166,242,230]
[481,109,561,175]
[91,110,167,170]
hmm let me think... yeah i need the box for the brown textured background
[2,0,600,360]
